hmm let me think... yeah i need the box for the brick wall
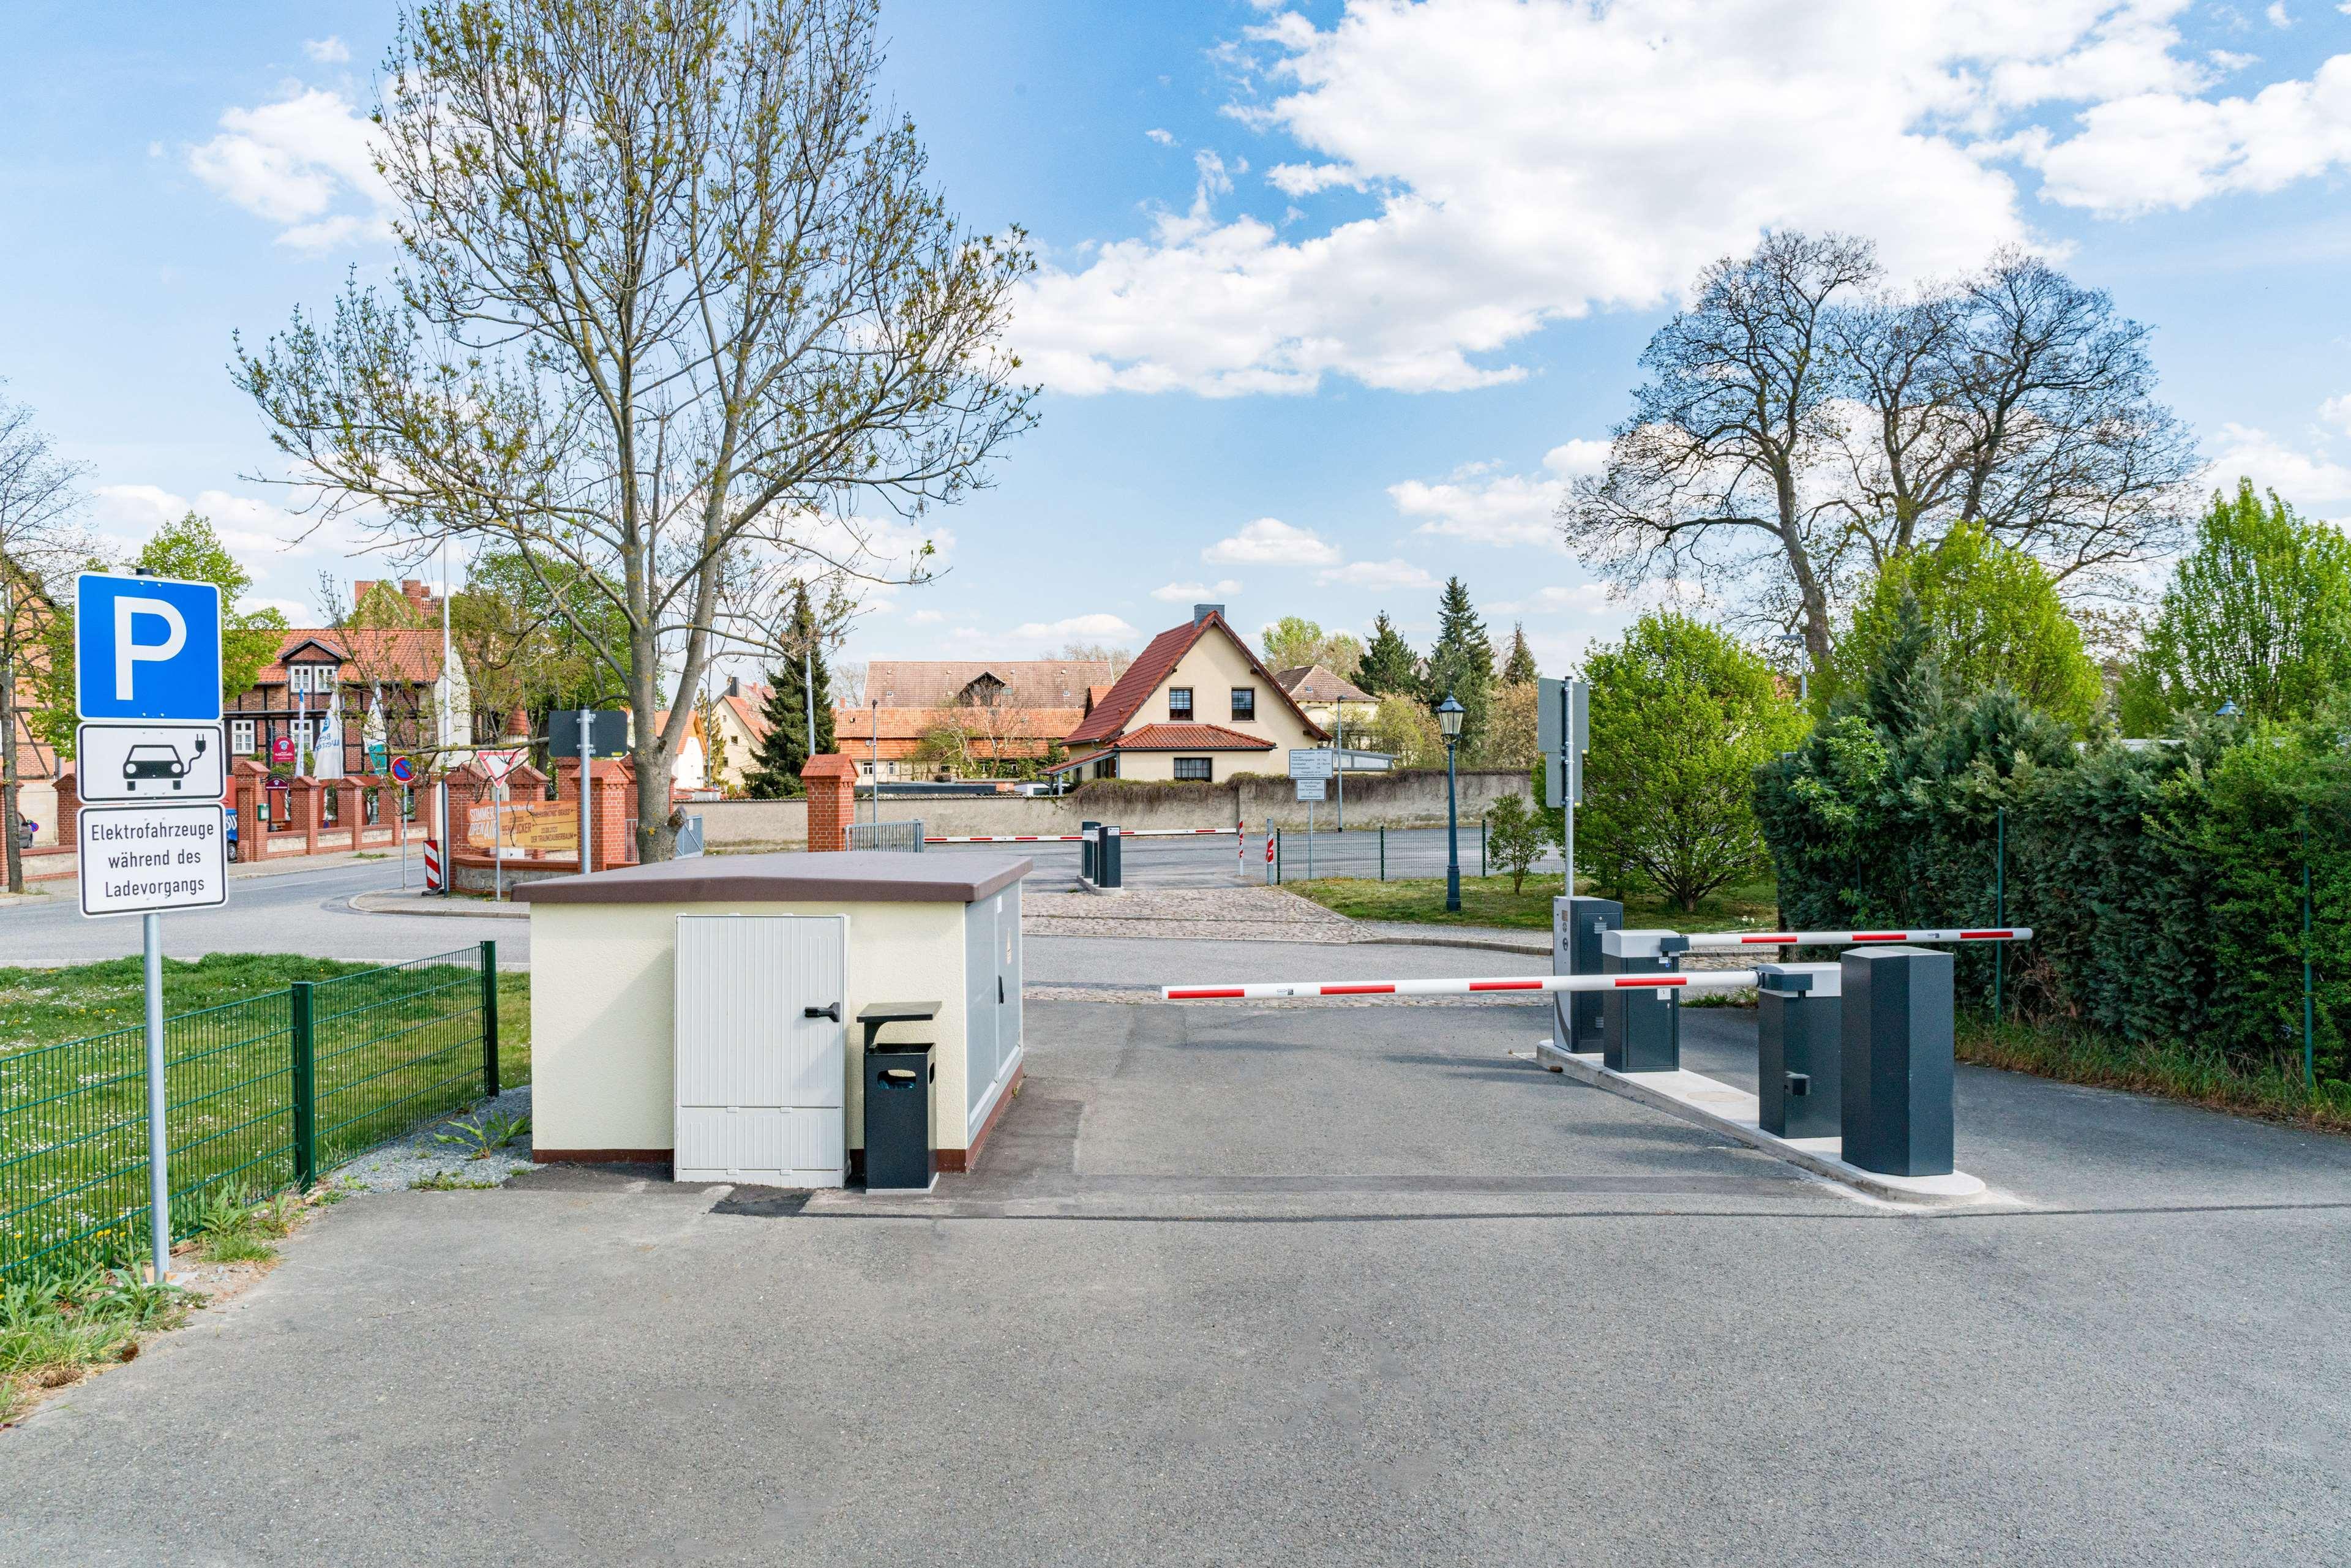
[801,753,858,851]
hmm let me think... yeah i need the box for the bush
[1485,795,1547,893]
[1755,602,2351,1087]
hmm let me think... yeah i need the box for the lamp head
[1435,693,1465,739]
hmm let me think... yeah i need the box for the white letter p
[113,596,187,702]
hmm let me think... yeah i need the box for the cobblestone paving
[1023,886,1362,945]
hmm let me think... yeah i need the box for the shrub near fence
[1755,626,2351,1092]
[1,943,501,1275]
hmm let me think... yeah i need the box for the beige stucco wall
[530,897,972,1157]
[710,703,763,791]
[1103,626,1322,782]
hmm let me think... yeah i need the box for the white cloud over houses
[1011,612,1141,642]
[186,85,391,252]
[1389,440,1606,549]
[301,37,351,64]
[90,482,324,560]
[1152,578,1243,601]
[1203,517,1341,566]
[1013,0,2351,397]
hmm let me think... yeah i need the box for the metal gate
[673,915,848,1186]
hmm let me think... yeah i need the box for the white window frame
[231,718,256,754]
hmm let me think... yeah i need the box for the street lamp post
[1437,694,1465,913]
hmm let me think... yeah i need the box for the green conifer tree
[1357,611,1420,696]
[1502,622,1538,684]
[744,583,837,798]
[1422,577,1496,756]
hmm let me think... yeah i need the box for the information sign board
[77,804,228,918]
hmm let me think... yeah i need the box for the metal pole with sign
[578,705,593,876]
[1539,677,1589,897]
[74,572,228,1283]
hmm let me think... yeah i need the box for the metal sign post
[1539,677,1589,896]
[74,571,227,1285]
[578,706,592,875]
[391,755,415,887]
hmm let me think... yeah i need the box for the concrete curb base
[1357,934,1548,957]
[349,891,529,920]
[1533,1037,1991,1207]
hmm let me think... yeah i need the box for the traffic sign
[1539,677,1589,805]
[75,721,224,804]
[1294,777,1327,801]
[77,803,228,918]
[1287,748,1335,781]
[389,756,416,784]
[1330,748,1393,771]
[479,748,527,783]
[75,574,223,722]
[550,709,629,759]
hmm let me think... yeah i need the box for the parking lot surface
[6,981,2349,1565]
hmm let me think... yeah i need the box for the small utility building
[519,851,1029,1185]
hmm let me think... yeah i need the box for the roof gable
[1065,611,1325,746]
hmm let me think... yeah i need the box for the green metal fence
[1,942,499,1276]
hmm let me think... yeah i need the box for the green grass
[1959,1011,2351,1132]
[1,952,531,1277]
[1288,874,1782,934]
[2,1262,195,1424]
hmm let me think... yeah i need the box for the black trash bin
[863,1040,937,1191]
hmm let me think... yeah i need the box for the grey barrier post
[1096,823,1122,890]
[1081,820,1099,883]
[1840,946,1955,1176]
[1756,962,1842,1138]
[1552,896,1622,1056]
[1599,928,1684,1072]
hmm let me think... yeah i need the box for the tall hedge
[1755,604,2351,1083]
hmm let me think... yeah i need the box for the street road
[0,858,527,967]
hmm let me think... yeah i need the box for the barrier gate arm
[1163,970,1764,1002]
[1679,927,2032,949]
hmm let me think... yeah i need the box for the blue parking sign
[76,574,224,721]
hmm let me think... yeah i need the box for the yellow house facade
[1053,605,1327,783]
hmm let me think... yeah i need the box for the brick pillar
[599,757,638,866]
[232,760,266,863]
[802,753,857,852]
[290,776,321,853]
[55,770,81,845]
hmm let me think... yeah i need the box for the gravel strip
[326,1086,536,1193]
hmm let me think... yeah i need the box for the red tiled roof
[720,692,770,744]
[1112,721,1275,751]
[257,628,448,686]
[838,706,1085,743]
[1065,611,1325,746]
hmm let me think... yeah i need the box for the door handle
[803,1003,841,1022]
[997,975,1004,1003]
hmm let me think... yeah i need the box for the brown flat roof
[514,849,1031,906]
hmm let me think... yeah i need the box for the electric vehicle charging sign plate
[75,721,226,803]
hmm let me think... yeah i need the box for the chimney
[1193,603,1224,626]
[402,580,429,617]
[726,675,740,698]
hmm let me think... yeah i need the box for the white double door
[673,915,847,1186]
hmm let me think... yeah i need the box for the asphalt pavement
[0,856,530,967]
[922,823,1551,890]
[6,972,2349,1563]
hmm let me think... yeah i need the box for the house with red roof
[227,585,472,778]
[1050,604,1325,782]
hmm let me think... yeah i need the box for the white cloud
[2205,421,2351,503]
[1011,612,1141,642]
[89,483,325,558]
[1316,558,1435,590]
[1151,578,1243,602]
[1389,440,1605,549]
[2319,394,2351,435]
[2266,2,2292,24]
[251,596,312,622]
[302,36,351,64]
[1145,127,1177,146]
[187,86,392,252]
[2028,53,2351,215]
[1202,517,1340,566]
[1012,0,2252,399]
[908,608,947,625]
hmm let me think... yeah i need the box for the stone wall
[693,767,1532,850]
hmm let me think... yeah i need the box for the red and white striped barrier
[924,833,1090,843]
[1163,970,1763,1002]
[422,837,445,893]
[1682,927,2031,949]
[924,827,1243,844]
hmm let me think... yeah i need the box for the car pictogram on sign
[122,732,208,790]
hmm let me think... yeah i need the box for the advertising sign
[468,800,579,854]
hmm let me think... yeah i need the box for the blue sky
[3,0,2349,683]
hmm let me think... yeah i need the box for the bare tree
[0,390,90,894]
[1566,234,2199,675]
[1561,231,1880,670]
[236,0,1037,860]
[1829,249,2197,592]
